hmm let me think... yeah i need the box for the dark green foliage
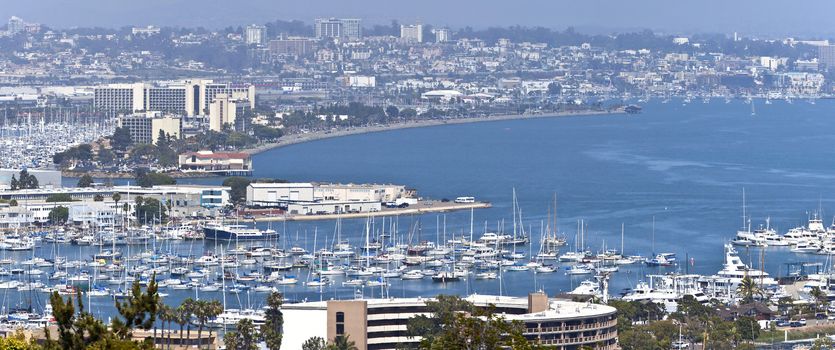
[385,105,399,118]
[111,275,160,340]
[46,193,74,202]
[302,337,327,350]
[53,144,94,166]
[406,294,538,349]
[135,169,176,188]
[261,292,284,350]
[224,319,259,350]
[252,125,283,141]
[112,127,133,150]
[77,174,94,188]
[133,196,168,225]
[10,169,39,190]
[328,335,358,350]
[155,130,178,167]
[222,177,252,203]
[48,206,69,224]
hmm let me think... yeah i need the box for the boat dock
[251,200,492,222]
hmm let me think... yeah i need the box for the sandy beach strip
[243,108,624,155]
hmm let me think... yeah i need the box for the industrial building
[246,182,413,214]
[0,168,62,189]
[281,293,618,350]
[0,184,230,227]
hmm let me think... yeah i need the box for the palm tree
[194,300,208,349]
[329,335,358,350]
[810,287,827,313]
[737,275,761,304]
[181,298,195,347]
[159,304,176,350]
[204,300,224,349]
[112,192,121,228]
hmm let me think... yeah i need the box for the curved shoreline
[244,108,624,155]
[63,108,624,179]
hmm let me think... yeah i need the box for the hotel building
[94,80,255,116]
[281,293,618,350]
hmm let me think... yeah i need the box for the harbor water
[47,98,835,321]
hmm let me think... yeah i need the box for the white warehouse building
[246,182,413,214]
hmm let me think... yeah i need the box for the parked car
[671,340,690,349]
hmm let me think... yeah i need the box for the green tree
[17,169,38,189]
[97,144,115,164]
[77,174,94,188]
[0,331,29,350]
[262,292,284,350]
[112,127,133,151]
[111,274,160,342]
[134,196,168,225]
[385,105,399,119]
[46,193,75,202]
[302,337,327,350]
[8,199,17,207]
[224,319,259,350]
[135,169,176,188]
[252,125,284,141]
[158,304,176,350]
[734,316,760,344]
[130,144,158,163]
[223,177,253,204]
[812,337,834,350]
[328,335,358,350]
[178,299,196,346]
[192,299,223,350]
[155,130,178,167]
[810,286,827,313]
[48,206,69,224]
[737,275,762,304]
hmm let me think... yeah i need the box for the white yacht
[569,280,601,296]
[622,274,709,313]
[698,244,777,297]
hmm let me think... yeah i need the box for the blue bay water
[50,99,835,319]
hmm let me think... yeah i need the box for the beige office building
[208,94,251,131]
[282,293,618,350]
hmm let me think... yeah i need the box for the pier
[251,200,492,222]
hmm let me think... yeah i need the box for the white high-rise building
[7,16,24,35]
[94,80,255,116]
[434,28,450,43]
[314,18,362,40]
[400,24,423,43]
[245,25,266,45]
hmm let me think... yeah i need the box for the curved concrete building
[281,293,618,350]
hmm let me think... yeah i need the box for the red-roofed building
[178,150,252,176]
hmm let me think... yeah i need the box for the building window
[335,311,345,335]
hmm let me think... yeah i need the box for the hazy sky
[2,0,833,37]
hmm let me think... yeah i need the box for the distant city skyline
[3,0,835,37]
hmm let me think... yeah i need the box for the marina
[2,99,835,340]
